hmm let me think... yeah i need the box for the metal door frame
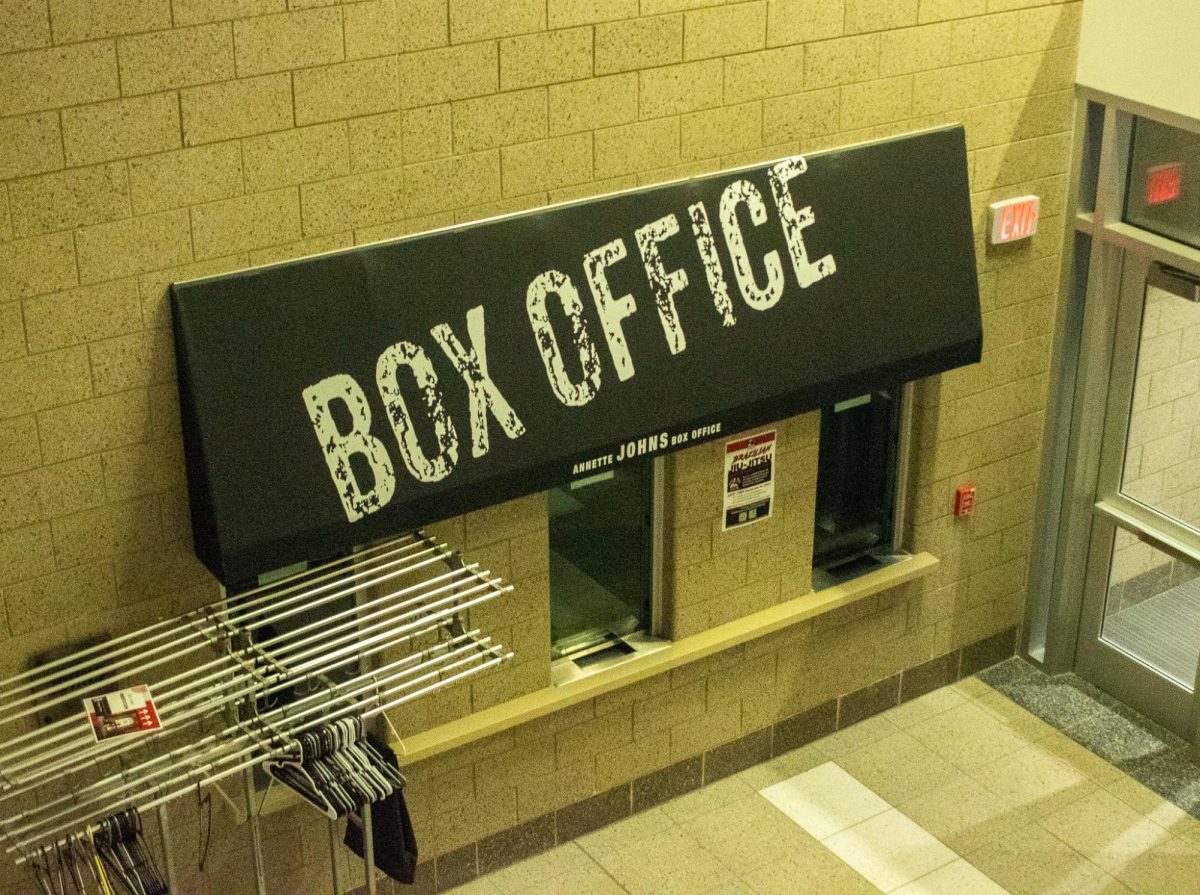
[1028,89,1200,739]
[1072,253,1200,734]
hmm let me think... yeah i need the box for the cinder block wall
[0,1,1081,893]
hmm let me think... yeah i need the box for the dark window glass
[813,388,902,574]
[549,461,654,658]
[1079,101,1105,214]
[1125,116,1200,249]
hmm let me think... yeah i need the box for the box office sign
[172,126,982,586]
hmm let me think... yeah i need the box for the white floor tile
[824,809,958,892]
[892,859,1010,895]
[759,761,891,840]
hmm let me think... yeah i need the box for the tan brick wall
[0,0,1081,892]
[665,414,819,639]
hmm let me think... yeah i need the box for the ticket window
[548,459,659,663]
[812,386,912,588]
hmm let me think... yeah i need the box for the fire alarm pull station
[989,195,1040,245]
[955,484,976,518]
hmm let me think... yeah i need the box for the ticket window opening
[812,386,912,589]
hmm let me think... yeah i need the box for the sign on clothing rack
[172,126,982,586]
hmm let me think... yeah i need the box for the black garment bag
[343,735,418,885]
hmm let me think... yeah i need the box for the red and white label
[84,684,162,742]
[989,196,1040,245]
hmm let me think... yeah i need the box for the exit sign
[1146,162,1183,206]
[989,195,1040,245]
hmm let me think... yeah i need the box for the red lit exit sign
[1146,162,1183,206]
[989,195,1040,245]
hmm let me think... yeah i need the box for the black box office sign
[172,126,982,586]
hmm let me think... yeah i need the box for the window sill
[393,551,939,765]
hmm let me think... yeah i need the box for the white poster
[722,430,776,531]
[83,684,162,743]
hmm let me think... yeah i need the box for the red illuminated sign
[1146,162,1183,206]
[989,196,1040,245]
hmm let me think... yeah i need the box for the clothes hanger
[30,846,52,895]
[62,837,81,895]
[345,717,399,801]
[360,737,406,792]
[106,816,139,895]
[328,721,374,809]
[53,839,68,895]
[350,738,394,802]
[69,834,95,895]
[309,760,350,815]
[61,836,87,895]
[322,723,365,814]
[56,840,74,895]
[268,718,401,823]
[336,744,379,805]
[87,828,114,895]
[341,719,393,805]
[322,718,394,812]
[358,722,398,799]
[266,759,339,818]
[316,755,358,815]
[96,824,136,895]
[264,730,340,818]
[96,809,161,895]
[322,721,374,805]
[267,724,348,815]
[123,811,164,895]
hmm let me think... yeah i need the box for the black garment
[344,735,418,885]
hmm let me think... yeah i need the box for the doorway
[1032,97,1200,739]
[1074,254,1200,734]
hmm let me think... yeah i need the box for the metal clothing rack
[0,531,515,895]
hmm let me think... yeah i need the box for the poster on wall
[723,430,776,530]
[172,126,983,586]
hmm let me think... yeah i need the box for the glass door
[1075,252,1200,736]
[1034,99,1200,739]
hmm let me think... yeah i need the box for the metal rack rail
[0,531,515,894]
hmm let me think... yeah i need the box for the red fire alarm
[954,484,976,518]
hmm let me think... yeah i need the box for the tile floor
[980,658,1200,816]
[442,675,1200,894]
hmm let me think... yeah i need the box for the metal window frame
[892,381,916,555]
[650,455,666,636]
[547,456,669,683]
[811,382,916,580]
